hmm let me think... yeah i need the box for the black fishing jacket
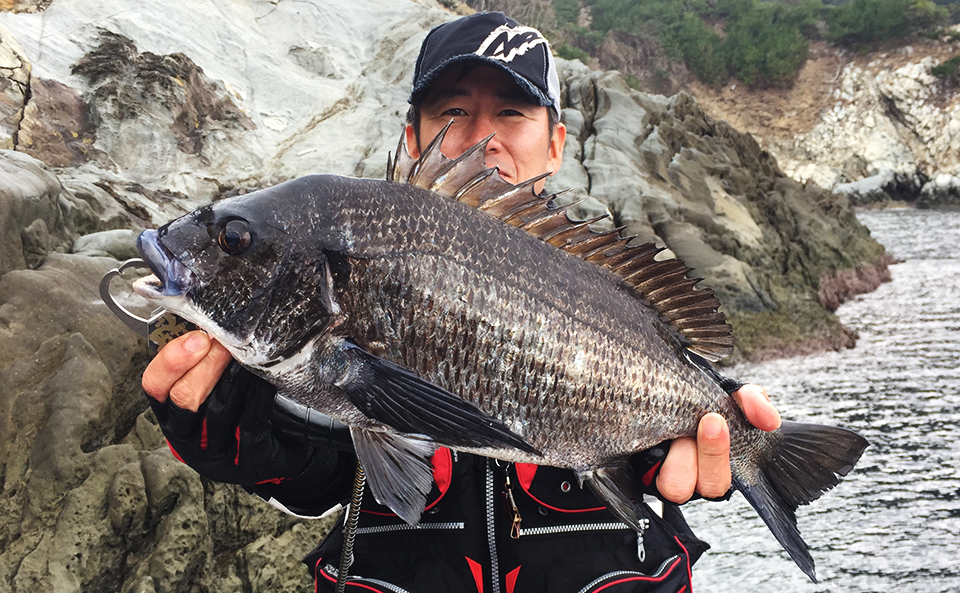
[151,362,737,593]
[287,450,708,593]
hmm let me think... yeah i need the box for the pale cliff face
[689,38,960,207]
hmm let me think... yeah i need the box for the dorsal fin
[386,125,734,361]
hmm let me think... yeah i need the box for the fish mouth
[133,229,194,299]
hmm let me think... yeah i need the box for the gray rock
[919,173,960,208]
[549,68,884,346]
[72,228,138,260]
[0,149,67,275]
[0,251,334,593]
[16,76,106,168]
[773,56,960,205]
[0,22,30,150]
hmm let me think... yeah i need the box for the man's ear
[405,124,420,159]
[547,121,566,176]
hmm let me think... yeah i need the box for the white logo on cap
[475,25,546,63]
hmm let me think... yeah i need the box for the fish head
[133,178,346,366]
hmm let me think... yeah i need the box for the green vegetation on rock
[556,0,955,87]
[932,54,960,81]
[825,0,950,48]
[555,0,581,24]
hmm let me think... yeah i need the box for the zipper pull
[504,473,522,539]
[636,517,650,562]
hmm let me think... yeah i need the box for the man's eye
[500,109,524,117]
[442,108,467,117]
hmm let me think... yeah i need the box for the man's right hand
[142,330,321,485]
[142,331,233,410]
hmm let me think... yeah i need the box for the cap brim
[409,54,558,117]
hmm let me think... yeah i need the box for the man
[142,11,780,592]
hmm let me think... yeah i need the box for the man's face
[406,65,565,191]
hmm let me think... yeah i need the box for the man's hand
[656,384,781,503]
[142,331,233,411]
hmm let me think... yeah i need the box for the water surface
[686,208,960,592]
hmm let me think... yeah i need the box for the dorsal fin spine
[520,203,579,235]
[409,125,440,183]
[387,128,736,360]
[477,174,550,217]
[564,228,625,257]
[646,278,702,301]
[673,314,728,330]
[590,242,634,264]
[520,201,590,239]
[662,299,723,319]
[634,267,691,292]
[504,201,549,227]
[625,261,686,284]
[545,215,609,246]
[431,133,494,196]
[410,120,455,187]
[606,244,664,273]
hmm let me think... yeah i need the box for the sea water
[686,208,960,592]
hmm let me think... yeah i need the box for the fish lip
[135,229,194,297]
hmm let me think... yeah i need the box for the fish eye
[217,219,252,255]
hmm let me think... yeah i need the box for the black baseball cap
[409,12,561,119]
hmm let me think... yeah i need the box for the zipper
[486,459,502,593]
[321,566,415,593]
[516,522,631,537]
[504,472,522,539]
[350,577,415,593]
[517,519,649,564]
[577,571,645,593]
[354,522,465,536]
[574,556,682,593]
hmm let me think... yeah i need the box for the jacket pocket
[576,556,689,593]
[315,563,417,593]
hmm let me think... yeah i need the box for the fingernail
[702,417,722,439]
[183,332,209,353]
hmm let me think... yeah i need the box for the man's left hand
[656,384,781,503]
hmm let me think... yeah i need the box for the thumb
[733,384,781,432]
[142,331,212,404]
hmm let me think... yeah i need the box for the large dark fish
[133,124,867,581]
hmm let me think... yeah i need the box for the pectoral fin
[334,341,539,455]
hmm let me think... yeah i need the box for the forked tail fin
[734,421,868,582]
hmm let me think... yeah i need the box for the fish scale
[132,127,868,581]
[335,241,721,469]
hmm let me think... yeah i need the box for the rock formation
[0,1,889,591]
[780,50,960,208]
[692,39,960,208]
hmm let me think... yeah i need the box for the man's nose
[456,115,500,154]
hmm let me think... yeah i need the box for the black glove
[147,361,315,485]
[630,442,670,498]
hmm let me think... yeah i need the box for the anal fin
[351,428,436,525]
[579,465,648,533]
